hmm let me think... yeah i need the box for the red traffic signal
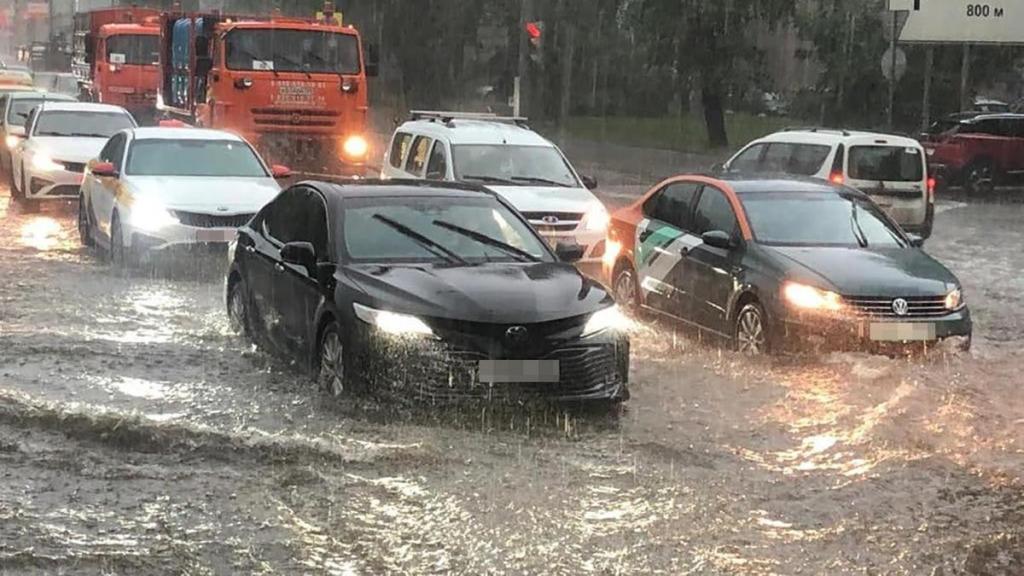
[525,21,542,39]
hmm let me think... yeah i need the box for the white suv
[381,112,608,276]
[722,128,934,238]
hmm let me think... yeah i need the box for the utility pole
[887,10,897,129]
[921,46,933,132]
[960,43,972,112]
[515,0,531,117]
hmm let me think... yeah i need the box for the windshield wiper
[372,214,468,266]
[70,132,112,138]
[277,52,312,78]
[461,174,518,185]
[509,176,572,188]
[432,220,540,263]
[850,203,869,248]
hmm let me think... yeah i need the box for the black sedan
[605,175,972,353]
[226,180,631,403]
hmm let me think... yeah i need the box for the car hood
[32,136,108,163]
[486,185,599,213]
[345,262,613,324]
[768,246,960,297]
[125,176,281,214]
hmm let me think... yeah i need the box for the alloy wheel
[966,164,995,195]
[736,305,767,356]
[319,330,345,397]
[77,197,93,247]
[227,283,247,336]
[110,218,126,269]
[614,268,639,312]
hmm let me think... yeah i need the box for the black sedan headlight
[353,303,435,337]
[581,305,633,337]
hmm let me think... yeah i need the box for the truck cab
[160,8,375,175]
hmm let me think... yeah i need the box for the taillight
[927,177,936,200]
[829,172,844,185]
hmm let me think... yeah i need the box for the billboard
[898,0,1024,44]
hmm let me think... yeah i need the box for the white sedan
[78,126,290,268]
[10,102,137,207]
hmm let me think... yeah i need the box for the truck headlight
[353,303,434,337]
[32,151,64,172]
[131,198,179,232]
[783,282,844,311]
[582,305,633,337]
[342,135,368,159]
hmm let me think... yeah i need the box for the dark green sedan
[605,175,972,354]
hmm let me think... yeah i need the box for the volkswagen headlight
[783,282,844,311]
[130,197,179,232]
[32,151,64,172]
[582,305,633,337]
[342,135,369,160]
[945,288,964,311]
[581,204,611,232]
[353,303,434,337]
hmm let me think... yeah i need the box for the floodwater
[1,186,1023,575]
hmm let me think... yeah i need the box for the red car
[923,113,1024,194]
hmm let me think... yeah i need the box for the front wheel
[227,278,251,338]
[734,302,770,356]
[613,263,641,314]
[78,195,95,247]
[109,215,132,270]
[317,322,349,398]
[9,161,22,201]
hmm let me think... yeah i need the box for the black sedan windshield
[343,196,552,263]
[33,111,134,138]
[126,139,268,177]
[742,193,906,247]
[225,30,360,74]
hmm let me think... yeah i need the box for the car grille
[59,161,86,173]
[844,295,950,318]
[521,212,583,233]
[171,211,254,229]
[252,107,340,130]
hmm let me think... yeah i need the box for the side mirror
[711,162,725,174]
[580,175,598,190]
[906,233,925,248]
[280,241,317,272]
[365,43,380,78]
[425,170,444,181]
[91,161,119,178]
[271,164,292,179]
[701,230,735,250]
[554,242,586,263]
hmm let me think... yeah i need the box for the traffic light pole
[516,0,532,117]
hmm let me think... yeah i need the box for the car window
[848,146,924,182]
[0,96,7,124]
[405,135,432,175]
[966,119,1002,136]
[99,133,127,170]
[389,132,412,169]
[426,141,448,180]
[264,188,329,258]
[1002,119,1024,138]
[761,143,830,176]
[692,186,738,236]
[644,182,700,231]
[729,143,766,172]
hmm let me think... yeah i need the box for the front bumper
[348,327,631,403]
[773,307,972,351]
[25,167,83,200]
[126,222,239,260]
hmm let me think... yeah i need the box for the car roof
[756,128,921,147]
[8,91,75,100]
[37,102,128,114]
[960,112,1024,122]
[397,118,553,147]
[309,179,498,202]
[129,127,247,141]
[706,173,864,197]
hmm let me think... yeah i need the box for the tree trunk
[702,85,728,148]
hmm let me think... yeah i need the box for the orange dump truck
[73,8,162,124]
[158,5,375,175]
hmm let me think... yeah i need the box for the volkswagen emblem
[541,215,560,225]
[892,298,910,317]
[505,325,529,345]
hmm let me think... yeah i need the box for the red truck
[73,7,162,124]
[158,4,375,175]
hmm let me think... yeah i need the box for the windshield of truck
[848,145,924,182]
[106,34,159,66]
[452,145,580,188]
[33,111,134,138]
[126,139,269,177]
[225,29,360,74]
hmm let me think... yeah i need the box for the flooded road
[1,186,1023,575]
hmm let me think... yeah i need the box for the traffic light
[525,21,543,63]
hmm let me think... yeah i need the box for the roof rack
[782,126,851,137]
[409,110,530,128]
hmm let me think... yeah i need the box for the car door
[685,185,743,335]
[88,133,127,240]
[272,186,331,357]
[11,108,37,185]
[634,181,702,318]
[246,190,303,353]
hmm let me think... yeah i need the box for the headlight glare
[583,305,633,337]
[581,204,611,232]
[783,282,844,311]
[130,197,179,232]
[6,134,22,149]
[32,151,63,171]
[945,288,963,311]
[342,135,369,159]
[353,303,434,337]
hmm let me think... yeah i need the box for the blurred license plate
[869,322,936,342]
[479,360,560,383]
[196,229,235,243]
